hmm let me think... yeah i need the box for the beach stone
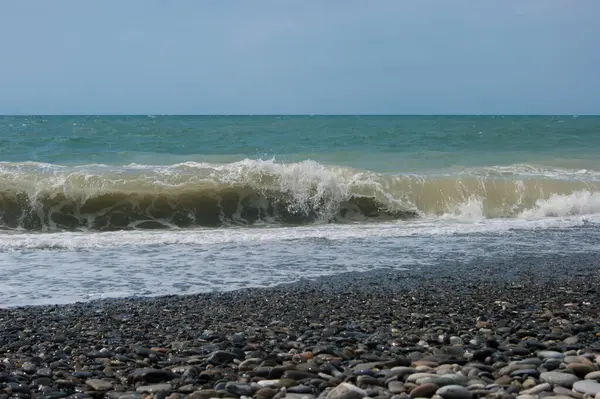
[257,380,281,388]
[287,385,313,394]
[495,375,513,386]
[586,372,600,381]
[255,388,278,399]
[389,367,416,379]
[545,358,565,371]
[435,385,472,399]
[522,379,537,390]
[85,379,113,391]
[188,390,219,399]
[564,337,579,345]
[108,393,142,399]
[554,387,584,399]
[407,374,438,383]
[520,383,552,395]
[36,368,54,377]
[21,362,37,373]
[326,382,367,399]
[225,382,253,396]
[569,364,596,378]
[284,394,316,399]
[239,358,263,371]
[207,350,238,364]
[418,376,468,387]
[136,384,172,394]
[129,368,177,383]
[410,383,439,398]
[498,364,538,377]
[285,371,319,380]
[573,381,600,396]
[539,351,566,360]
[511,369,539,378]
[541,372,580,388]
[387,381,404,394]
[564,356,585,364]
[516,395,537,399]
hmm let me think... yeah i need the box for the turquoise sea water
[1,115,600,306]
[2,115,600,170]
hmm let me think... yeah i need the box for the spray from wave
[1,160,600,231]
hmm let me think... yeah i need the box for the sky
[0,0,599,115]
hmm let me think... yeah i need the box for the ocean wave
[1,159,600,231]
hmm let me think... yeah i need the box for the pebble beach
[2,254,600,399]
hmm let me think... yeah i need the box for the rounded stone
[435,385,472,399]
[540,372,580,388]
[539,351,566,360]
[586,372,600,381]
[388,381,405,394]
[410,383,439,398]
[255,388,278,399]
[573,380,600,396]
[569,364,596,378]
[326,382,367,399]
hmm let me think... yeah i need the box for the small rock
[136,384,172,394]
[564,337,579,345]
[511,369,539,378]
[410,383,439,398]
[539,351,566,360]
[85,380,113,391]
[207,350,239,365]
[435,385,472,399]
[540,372,580,388]
[326,382,367,399]
[129,369,177,384]
[387,381,404,394]
[256,388,278,399]
[520,383,552,395]
[389,367,416,379]
[257,380,281,388]
[188,390,219,399]
[569,364,596,378]
[36,368,54,377]
[573,380,600,396]
[586,372,600,381]
[21,362,37,373]
[287,385,313,394]
[225,382,253,396]
[284,394,316,399]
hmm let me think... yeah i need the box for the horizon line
[1,113,598,117]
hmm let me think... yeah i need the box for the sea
[1,115,600,307]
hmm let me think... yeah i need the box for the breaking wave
[1,160,600,231]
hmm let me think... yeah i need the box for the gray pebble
[573,381,600,396]
[540,372,580,388]
[435,385,472,399]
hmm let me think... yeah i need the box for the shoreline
[1,255,600,399]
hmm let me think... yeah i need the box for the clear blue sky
[1,0,599,115]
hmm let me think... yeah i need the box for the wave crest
[1,159,600,231]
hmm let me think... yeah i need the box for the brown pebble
[410,383,439,398]
[495,375,513,386]
[256,387,278,399]
[569,363,596,378]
